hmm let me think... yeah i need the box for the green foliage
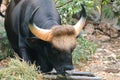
[117,18,120,26]
[102,0,120,26]
[54,0,96,24]
[0,32,13,60]
[54,0,81,24]
[54,0,120,26]
[0,58,43,80]
[102,0,111,5]
[102,5,114,18]
[116,55,120,59]
[72,36,97,64]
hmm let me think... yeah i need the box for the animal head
[28,4,86,75]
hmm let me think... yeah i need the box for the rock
[84,24,94,34]
[96,35,110,42]
[104,68,120,73]
[97,22,119,38]
[107,54,117,61]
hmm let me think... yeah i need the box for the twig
[56,0,73,8]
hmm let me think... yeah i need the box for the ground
[75,22,120,80]
[79,38,120,80]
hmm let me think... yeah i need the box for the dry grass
[0,58,43,80]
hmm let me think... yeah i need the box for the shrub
[0,32,13,60]
[72,36,97,64]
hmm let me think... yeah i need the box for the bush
[72,36,97,64]
[0,58,43,80]
[0,32,13,60]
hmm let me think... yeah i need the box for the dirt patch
[79,39,120,80]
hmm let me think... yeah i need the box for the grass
[116,56,120,59]
[0,58,43,80]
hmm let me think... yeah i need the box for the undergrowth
[0,32,13,60]
[72,36,97,65]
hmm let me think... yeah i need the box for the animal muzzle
[56,64,74,75]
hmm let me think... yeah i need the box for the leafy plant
[102,5,114,18]
[72,36,97,64]
[54,0,96,24]
[0,32,13,60]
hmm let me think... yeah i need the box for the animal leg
[19,47,30,62]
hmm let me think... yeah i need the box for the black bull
[4,0,86,75]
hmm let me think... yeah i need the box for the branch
[56,0,73,8]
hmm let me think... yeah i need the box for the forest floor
[76,22,120,80]
[0,17,120,80]
[78,38,120,80]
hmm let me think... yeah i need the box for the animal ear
[27,37,40,43]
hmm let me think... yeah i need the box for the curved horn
[74,4,86,36]
[28,7,52,42]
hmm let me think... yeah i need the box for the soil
[75,23,120,80]
[78,38,120,80]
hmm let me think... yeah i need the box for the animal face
[48,25,76,75]
[28,4,86,75]
[48,45,75,75]
[28,25,76,75]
